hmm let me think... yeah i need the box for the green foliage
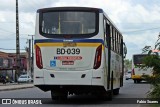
[148,84,160,98]
[142,55,160,74]
[124,59,132,69]
[141,35,160,98]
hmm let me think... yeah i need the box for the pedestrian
[2,76,6,84]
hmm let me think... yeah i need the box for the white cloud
[0,13,6,22]
[0,0,160,59]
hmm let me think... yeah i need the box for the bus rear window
[133,55,147,65]
[39,11,98,38]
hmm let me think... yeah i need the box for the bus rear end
[34,7,106,99]
[131,54,153,83]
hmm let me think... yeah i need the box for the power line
[0,27,33,36]
[122,27,160,33]
[0,28,15,34]
[0,38,28,40]
[0,22,33,23]
[0,33,32,39]
[0,48,25,50]
[116,22,160,24]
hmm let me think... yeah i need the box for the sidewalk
[0,83,34,91]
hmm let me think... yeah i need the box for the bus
[131,54,153,83]
[34,7,127,100]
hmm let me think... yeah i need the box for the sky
[0,0,160,59]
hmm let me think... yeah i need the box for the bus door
[105,22,111,90]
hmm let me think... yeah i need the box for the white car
[18,75,33,83]
[125,71,131,80]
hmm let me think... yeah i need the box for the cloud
[0,0,160,59]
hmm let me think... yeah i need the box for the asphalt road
[0,79,152,107]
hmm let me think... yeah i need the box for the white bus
[34,7,127,100]
[131,54,153,83]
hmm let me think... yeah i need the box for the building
[0,51,27,70]
[0,51,28,80]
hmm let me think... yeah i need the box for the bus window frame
[38,9,100,39]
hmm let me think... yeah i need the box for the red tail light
[132,68,135,75]
[93,45,102,69]
[35,45,43,69]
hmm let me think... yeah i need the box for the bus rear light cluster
[35,45,43,69]
[93,45,102,69]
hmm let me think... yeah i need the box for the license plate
[62,61,74,65]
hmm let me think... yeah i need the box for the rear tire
[98,71,114,101]
[137,80,141,83]
[134,79,137,83]
[97,90,112,101]
[113,88,119,95]
[51,90,68,101]
[51,92,59,100]
[105,71,113,101]
[106,90,113,101]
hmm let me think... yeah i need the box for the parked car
[125,70,131,80]
[18,75,33,83]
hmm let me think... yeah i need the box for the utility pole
[15,0,20,82]
[28,35,34,78]
[28,39,31,76]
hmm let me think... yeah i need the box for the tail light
[132,68,135,75]
[35,45,43,69]
[93,45,102,69]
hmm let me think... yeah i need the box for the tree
[141,35,160,98]
[124,59,132,71]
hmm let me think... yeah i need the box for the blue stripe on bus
[35,39,104,44]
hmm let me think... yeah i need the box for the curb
[0,83,18,86]
[0,85,35,91]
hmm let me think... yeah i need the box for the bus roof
[37,7,103,13]
[103,11,123,36]
[37,6,122,37]
[132,54,148,56]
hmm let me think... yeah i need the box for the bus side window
[115,31,117,53]
[117,33,120,54]
[120,36,123,55]
[111,27,114,51]
[110,26,113,50]
[112,28,116,51]
[116,32,118,53]
[104,19,107,47]
[118,34,121,54]
[106,23,111,47]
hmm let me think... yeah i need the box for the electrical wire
[0,48,25,50]
[0,28,15,34]
[122,27,160,33]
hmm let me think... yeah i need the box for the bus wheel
[106,90,113,101]
[51,91,58,100]
[51,90,68,100]
[137,80,141,83]
[98,91,112,101]
[106,71,114,101]
[134,79,137,83]
[113,88,119,95]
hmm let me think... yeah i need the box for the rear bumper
[131,75,142,79]
[34,68,104,86]
[131,75,153,80]
[35,85,105,93]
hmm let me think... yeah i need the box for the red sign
[54,56,82,61]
